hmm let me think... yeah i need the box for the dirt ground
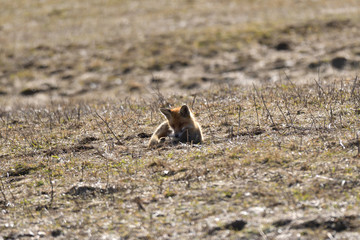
[1,0,360,239]
[1,0,360,106]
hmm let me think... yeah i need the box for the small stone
[275,41,291,51]
[51,229,62,237]
[331,57,347,69]
[224,219,247,231]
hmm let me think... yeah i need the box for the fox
[148,105,203,148]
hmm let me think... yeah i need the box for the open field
[1,0,360,239]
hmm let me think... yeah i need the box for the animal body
[148,105,203,148]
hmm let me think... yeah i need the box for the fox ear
[160,108,172,119]
[180,105,190,117]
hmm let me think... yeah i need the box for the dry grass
[1,0,360,239]
[1,78,360,239]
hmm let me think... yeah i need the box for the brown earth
[1,0,359,106]
[1,0,360,239]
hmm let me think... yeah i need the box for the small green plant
[35,180,44,187]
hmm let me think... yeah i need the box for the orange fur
[148,105,203,148]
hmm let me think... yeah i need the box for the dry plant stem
[252,93,260,127]
[95,119,107,141]
[191,95,197,109]
[48,111,53,131]
[94,110,122,145]
[238,106,241,135]
[77,105,81,122]
[152,83,167,108]
[281,93,295,127]
[357,133,360,156]
[253,84,276,127]
[308,109,320,130]
[350,76,358,98]
[95,120,112,189]
[329,104,334,124]
[284,72,302,102]
[276,101,289,126]
[314,79,326,99]
[48,157,54,208]
[121,119,130,129]
[99,151,110,189]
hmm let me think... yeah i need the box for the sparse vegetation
[1,0,360,239]
[1,79,360,239]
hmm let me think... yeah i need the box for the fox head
[160,105,193,135]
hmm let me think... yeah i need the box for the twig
[314,79,326,99]
[48,156,54,208]
[94,111,123,145]
[357,132,360,156]
[191,95,197,109]
[133,196,146,211]
[77,104,81,122]
[47,111,53,131]
[280,91,295,127]
[308,108,320,130]
[238,106,241,135]
[329,104,334,124]
[350,76,358,99]
[283,72,302,102]
[94,118,107,142]
[253,84,276,127]
[276,101,289,126]
[252,92,260,127]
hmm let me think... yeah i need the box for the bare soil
[1,0,360,239]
